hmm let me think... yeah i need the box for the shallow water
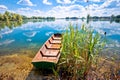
[0,19,120,79]
[0,19,120,56]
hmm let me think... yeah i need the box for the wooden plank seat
[40,43,60,57]
[45,41,61,50]
[49,38,61,44]
[52,33,62,40]
[52,36,61,40]
[32,51,60,63]
[40,50,60,57]
[54,33,62,37]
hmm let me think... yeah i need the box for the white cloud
[84,0,88,2]
[43,0,52,5]
[17,0,36,6]
[56,0,77,4]
[15,5,86,18]
[88,4,99,10]
[88,6,120,17]
[56,0,62,3]
[82,0,120,17]
[98,0,120,9]
[46,5,86,18]
[117,2,120,6]
[12,0,120,18]
[16,7,44,17]
[89,0,101,2]
[15,3,120,18]
[18,7,31,11]
[85,1,110,10]
[0,5,7,10]
[64,0,72,4]
[99,0,112,9]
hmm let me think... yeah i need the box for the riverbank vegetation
[0,11,23,30]
[55,24,120,79]
[0,11,56,29]
[0,11,23,22]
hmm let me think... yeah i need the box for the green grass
[57,23,106,79]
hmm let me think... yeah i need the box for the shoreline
[0,53,120,79]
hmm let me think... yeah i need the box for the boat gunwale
[32,33,62,63]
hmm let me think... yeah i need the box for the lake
[0,19,120,56]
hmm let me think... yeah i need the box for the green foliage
[0,11,23,22]
[0,20,22,30]
[58,24,106,79]
[0,11,23,29]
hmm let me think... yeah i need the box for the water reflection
[0,39,15,46]
[0,21,22,30]
[23,32,37,38]
[23,18,55,24]
[45,32,53,36]
[0,19,120,56]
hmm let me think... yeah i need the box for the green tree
[87,14,90,23]
[0,14,3,20]
[4,11,11,20]
[16,14,23,22]
[0,11,24,29]
[115,15,120,23]
[10,13,15,20]
[3,14,9,22]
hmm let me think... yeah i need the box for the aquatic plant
[57,23,106,79]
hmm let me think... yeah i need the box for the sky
[0,0,120,18]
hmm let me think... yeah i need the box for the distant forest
[87,14,120,22]
[66,14,120,23]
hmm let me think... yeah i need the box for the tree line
[0,11,23,22]
[22,15,55,20]
[87,14,120,21]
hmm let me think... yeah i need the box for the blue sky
[0,0,120,18]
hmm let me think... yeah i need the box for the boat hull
[32,33,62,69]
[32,61,56,69]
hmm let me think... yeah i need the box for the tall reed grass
[57,24,106,79]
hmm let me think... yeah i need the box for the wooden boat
[32,33,62,69]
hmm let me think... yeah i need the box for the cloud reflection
[20,19,82,31]
[23,31,37,37]
[90,21,120,36]
[0,29,13,36]
[0,35,2,39]
[45,32,53,36]
[26,39,32,42]
[0,39,15,46]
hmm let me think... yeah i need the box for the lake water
[0,19,120,56]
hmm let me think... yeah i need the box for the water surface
[0,19,120,56]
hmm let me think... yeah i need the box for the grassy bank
[56,24,120,79]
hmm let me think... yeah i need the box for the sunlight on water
[0,19,120,56]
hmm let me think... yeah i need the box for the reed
[58,23,106,79]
